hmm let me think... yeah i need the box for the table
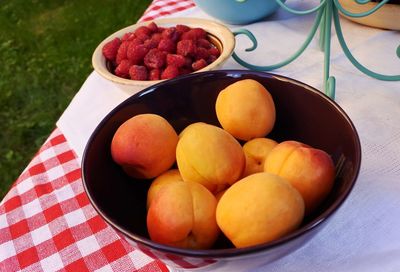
[1,0,400,271]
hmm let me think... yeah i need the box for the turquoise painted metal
[231,0,400,100]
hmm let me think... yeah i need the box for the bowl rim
[92,17,235,87]
[192,0,286,25]
[338,0,400,30]
[82,69,362,259]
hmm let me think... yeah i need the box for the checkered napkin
[140,0,195,22]
[0,129,169,271]
[0,1,195,271]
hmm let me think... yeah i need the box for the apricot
[215,79,276,141]
[146,169,183,209]
[215,188,227,202]
[111,113,178,179]
[242,138,278,177]
[216,172,304,248]
[264,141,335,215]
[176,122,245,193]
[147,181,219,249]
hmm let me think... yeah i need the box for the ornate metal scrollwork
[232,0,400,99]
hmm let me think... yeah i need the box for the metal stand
[232,0,400,100]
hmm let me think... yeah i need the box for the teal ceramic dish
[193,0,285,25]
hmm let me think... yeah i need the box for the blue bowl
[193,0,285,25]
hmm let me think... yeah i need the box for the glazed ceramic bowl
[193,0,286,25]
[338,0,400,30]
[82,70,361,271]
[92,18,235,94]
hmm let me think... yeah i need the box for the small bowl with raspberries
[92,17,235,92]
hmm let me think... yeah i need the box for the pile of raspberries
[102,22,221,81]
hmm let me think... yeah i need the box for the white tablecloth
[57,1,400,271]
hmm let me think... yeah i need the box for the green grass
[0,0,151,199]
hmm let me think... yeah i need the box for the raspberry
[209,46,220,57]
[166,54,186,68]
[136,33,150,42]
[158,39,176,53]
[135,26,152,37]
[149,68,161,80]
[102,37,121,61]
[161,65,179,79]
[180,32,194,41]
[144,48,166,69]
[192,59,207,71]
[152,33,162,42]
[157,26,166,33]
[144,33,162,49]
[121,32,135,42]
[181,28,207,41]
[133,27,151,42]
[197,38,212,49]
[179,67,192,75]
[176,24,191,34]
[192,28,207,39]
[114,59,131,78]
[207,55,218,64]
[129,38,144,47]
[162,27,180,42]
[184,57,193,67]
[144,38,158,49]
[147,22,158,33]
[111,24,211,80]
[195,47,209,60]
[129,65,148,80]
[127,43,149,64]
[116,41,129,64]
[177,39,196,57]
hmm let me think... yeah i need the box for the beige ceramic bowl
[339,0,400,30]
[92,18,235,93]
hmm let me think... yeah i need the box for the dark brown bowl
[82,70,361,270]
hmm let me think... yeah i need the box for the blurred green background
[0,0,151,199]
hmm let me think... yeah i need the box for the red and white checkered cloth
[0,1,195,271]
[140,0,195,22]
